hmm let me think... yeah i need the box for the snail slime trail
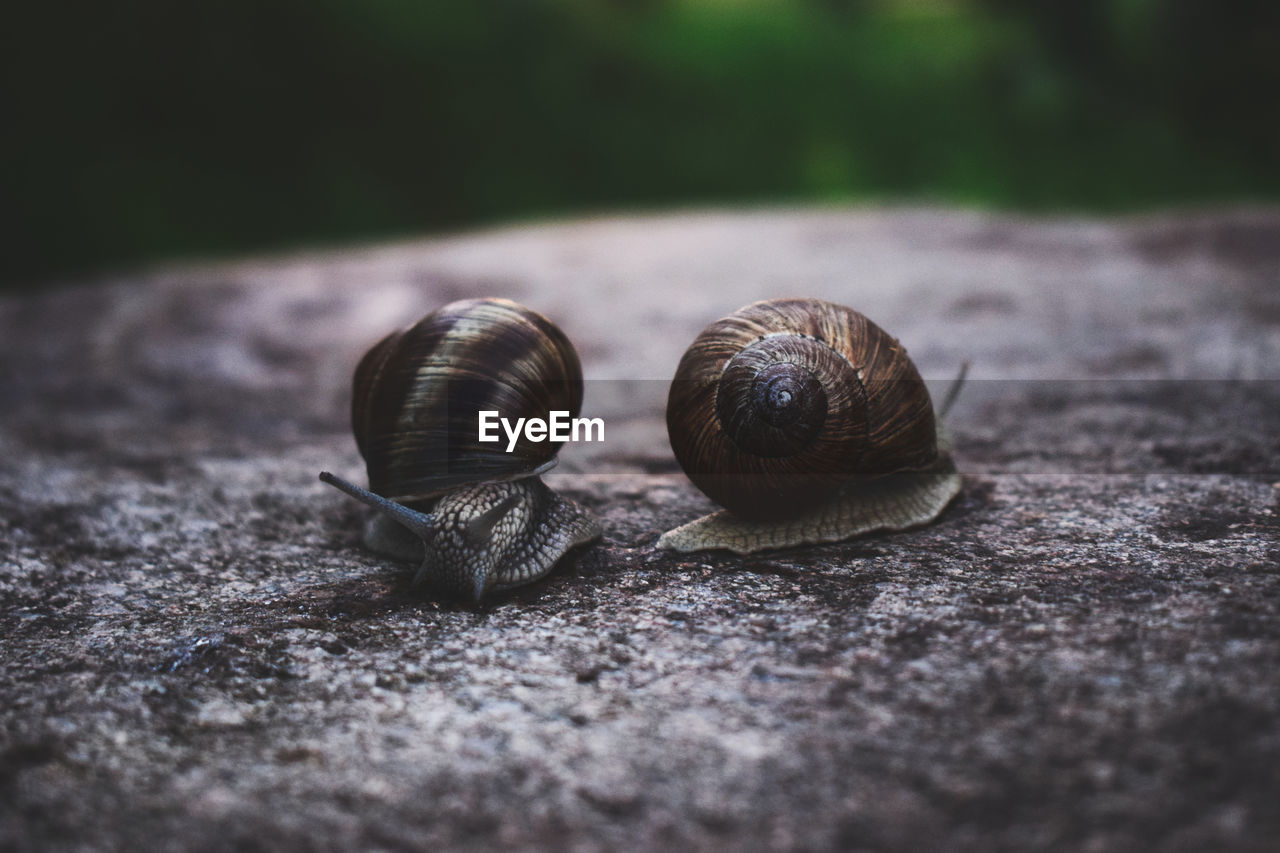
[478,410,604,453]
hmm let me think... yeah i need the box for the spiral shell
[352,298,583,505]
[666,298,939,520]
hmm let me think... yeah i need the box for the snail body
[322,298,600,600]
[660,298,961,553]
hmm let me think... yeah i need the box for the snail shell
[322,298,601,600]
[352,297,584,503]
[660,298,961,553]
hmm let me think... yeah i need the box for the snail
[659,298,963,554]
[320,297,601,600]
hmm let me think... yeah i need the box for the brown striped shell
[666,298,938,520]
[352,298,583,505]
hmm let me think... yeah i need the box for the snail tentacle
[938,361,970,420]
[320,471,435,540]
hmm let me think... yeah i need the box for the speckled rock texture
[2,208,1278,851]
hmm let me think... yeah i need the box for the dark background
[4,0,1278,288]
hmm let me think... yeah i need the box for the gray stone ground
[1,208,1277,851]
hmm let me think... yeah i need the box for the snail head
[320,471,518,602]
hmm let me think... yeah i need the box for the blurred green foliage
[3,0,1278,285]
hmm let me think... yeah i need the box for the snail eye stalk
[319,471,436,542]
[466,493,521,546]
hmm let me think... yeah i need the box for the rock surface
[1,207,1278,851]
